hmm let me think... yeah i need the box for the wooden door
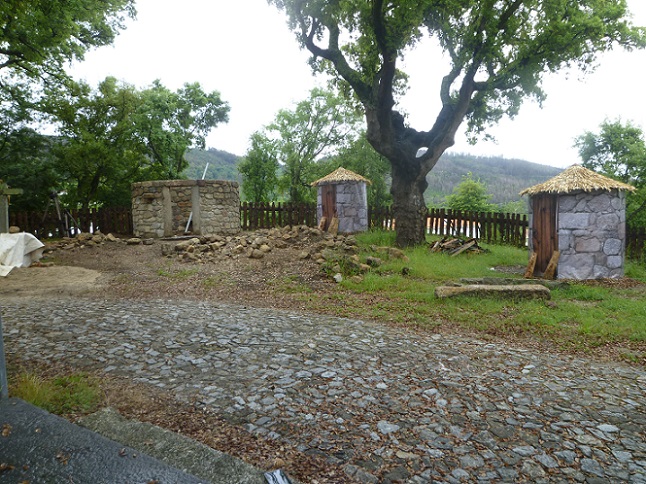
[532,194,558,274]
[321,185,336,231]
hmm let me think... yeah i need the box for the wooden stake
[318,216,327,231]
[524,252,537,279]
[328,216,339,235]
[543,250,560,280]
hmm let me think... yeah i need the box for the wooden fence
[370,206,529,247]
[8,202,646,260]
[9,206,132,238]
[240,202,317,231]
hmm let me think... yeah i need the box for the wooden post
[0,181,23,233]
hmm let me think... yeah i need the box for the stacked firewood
[429,237,487,256]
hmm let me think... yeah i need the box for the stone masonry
[132,180,240,238]
[317,181,369,233]
[557,189,627,279]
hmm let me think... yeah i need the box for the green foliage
[269,0,646,246]
[239,132,280,202]
[38,77,229,210]
[135,80,230,179]
[184,148,239,180]
[11,372,101,415]
[43,77,146,209]
[445,173,495,212]
[575,119,646,228]
[498,199,528,215]
[0,0,135,84]
[321,136,392,208]
[269,87,363,203]
[0,0,136,210]
[0,129,60,211]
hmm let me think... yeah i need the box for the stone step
[435,284,551,300]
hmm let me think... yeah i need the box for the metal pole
[0,310,8,399]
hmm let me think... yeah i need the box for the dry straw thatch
[311,167,372,187]
[520,164,635,196]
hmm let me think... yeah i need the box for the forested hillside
[426,153,562,206]
[184,148,240,181]
[184,148,562,208]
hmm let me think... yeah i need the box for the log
[434,284,551,300]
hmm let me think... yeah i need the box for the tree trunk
[391,163,429,247]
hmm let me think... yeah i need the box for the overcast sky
[69,1,646,169]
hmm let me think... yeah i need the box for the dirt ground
[0,236,332,306]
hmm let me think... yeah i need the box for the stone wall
[132,180,240,238]
[317,181,368,233]
[556,189,627,279]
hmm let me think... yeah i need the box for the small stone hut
[132,180,240,238]
[520,165,635,279]
[311,167,371,233]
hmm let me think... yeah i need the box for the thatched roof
[311,167,372,187]
[520,164,635,196]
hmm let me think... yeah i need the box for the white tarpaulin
[0,233,45,277]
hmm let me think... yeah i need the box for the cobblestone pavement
[4,298,645,483]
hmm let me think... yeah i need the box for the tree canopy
[239,132,280,203]
[0,0,135,98]
[445,173,495,213]
[2,77,229,211]
[576,119,646,227]
[269,0,646,246]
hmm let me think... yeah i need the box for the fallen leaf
[1,424,11,437]
[55,452,69,465]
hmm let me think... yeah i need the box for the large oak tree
[269,0,645,246]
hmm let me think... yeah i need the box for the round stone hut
[132,180,240,238]
[520,165,635,279]
[311,167,371,234]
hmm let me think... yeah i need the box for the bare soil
[1,238,332,305]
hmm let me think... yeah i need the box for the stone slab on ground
[0,398,205,483]
[80,407,269,484]
[435,283,551,300]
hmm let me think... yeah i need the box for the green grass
[337,230,646,360]
[10,372,101,415]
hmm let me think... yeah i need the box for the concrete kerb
[79,407,270,484]
[0,398,291,484]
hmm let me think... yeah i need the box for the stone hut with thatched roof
[311,167,371,233]
[520,164,635,279]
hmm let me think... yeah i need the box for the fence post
[0,310,8,400]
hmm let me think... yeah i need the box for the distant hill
[426,152,563,206]
[183,148,240,181]
[183,148,562,207]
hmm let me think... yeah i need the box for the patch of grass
[10,372,101,415]
[339,231,646,355]
[272,275,314,294]
[202,272,234,288]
